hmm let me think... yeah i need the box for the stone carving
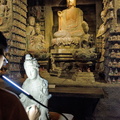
[26,16,36,50]
[54,0,89,38]
[19,54,51,120]
[96,10,106,73]
[52,0,89,47]
[0,0,9,18]
[96,11,105,38]
[50,55,62,77]
[27,22,48,59]
[26,16,36,36]
[28,23,45,50]
[72,40,97,61]
[0,0,12,31]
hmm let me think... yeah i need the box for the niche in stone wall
[52,4,96,37]
[117,9,120,24]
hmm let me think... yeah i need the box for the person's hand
[26,105,40,120]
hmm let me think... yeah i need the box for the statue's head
[67,0,76,7]
[0,0,7,5]
[28,16,35,26]
[35,23,41,34]
[101,11,105,22]
[24,54,40,79]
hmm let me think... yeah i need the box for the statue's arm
[57,11,62,17]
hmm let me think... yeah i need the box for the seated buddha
[54,0,89,38]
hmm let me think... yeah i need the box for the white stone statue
[19,54,51,120]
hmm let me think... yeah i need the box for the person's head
[0,32,7,69]
[67,0,76,7]
[28,16,35,26]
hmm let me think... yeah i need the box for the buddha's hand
[26,104,40,120]
[58,11,62,17]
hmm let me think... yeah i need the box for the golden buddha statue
[54,0,89,38]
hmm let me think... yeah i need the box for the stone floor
[1,71,120,120]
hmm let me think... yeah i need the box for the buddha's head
[28,16,35,26]
[67,0,76,7]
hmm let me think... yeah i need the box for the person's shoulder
[0,88,19,101]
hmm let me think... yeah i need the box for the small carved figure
[29,23,45,50]
[19,54,51,120]
[110,50,116,58]
[110,11,114,19]
[109,68,114,76]
[118,60,120,68]
[26,16,36,36]
[108,60,112,67]
[116,50,120,58]
[0,0,9,25]
[28,23,48,58]
[114,68,118,76]
[112,59,117,68]
[112,35,117,41]
[113,43,119,49]
[26,16,36,50]
[96,10,106,73]
[108,1,113,9]
[96,10,105,38]
[73,40,97,61]
[87,68,91,72]
[50,55,62,77]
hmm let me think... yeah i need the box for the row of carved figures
[110,43,120,49]
[9,64,20,71]
[109,68,120,76]
[109,50,120,58]
[108,77,120,83]
[108,35,120,41]
[108,59,120,68]
[8,72,21,80]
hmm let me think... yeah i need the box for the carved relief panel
[0,0,12,31]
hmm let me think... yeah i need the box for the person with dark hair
[0,32,39,120]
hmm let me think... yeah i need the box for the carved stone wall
[104,0,120,83]
[1,0,27,81]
